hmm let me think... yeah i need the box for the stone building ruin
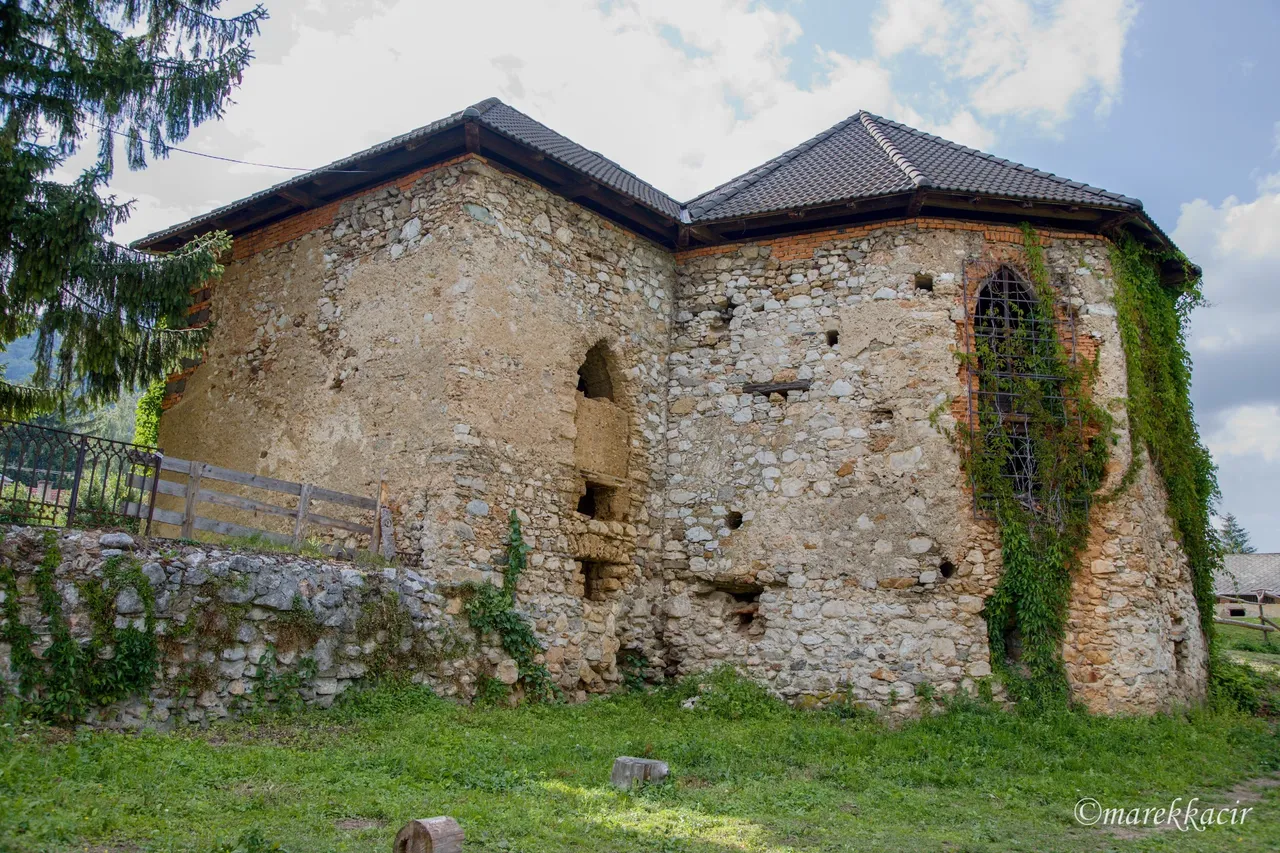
[135,98,1208,714]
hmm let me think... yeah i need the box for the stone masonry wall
[159,156,676,699]
[664,219,1206,713]
[153,147,1206,715]
[0,527,483,728]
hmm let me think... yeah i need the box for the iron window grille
[962,263,1085,524]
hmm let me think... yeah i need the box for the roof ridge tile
[858,112,930,189]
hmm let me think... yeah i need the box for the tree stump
[392,817,464,853]
[610,756,669,788]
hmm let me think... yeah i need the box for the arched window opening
[572,340,630,524]
[967,265,1066,513]
[577,341,615,400]
[973,266,1046,416]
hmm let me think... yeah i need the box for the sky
[88,0,1280,549]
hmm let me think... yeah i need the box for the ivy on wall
[965,225,1114,706]
[463,510,558,702]
[0,531,158,721]
[1109,233,1220,642]
[965,224,1222,707]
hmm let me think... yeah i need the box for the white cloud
[96,0,1143,244]
[872,0,1137,126]
[1174,173,1280,356]
[103,0,942,241]
[872,0,955,57]
[1208,405,1280,464]
[1176,167,1280,551]
[960,0,1137,122]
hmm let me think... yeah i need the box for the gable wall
[159,155,676,698]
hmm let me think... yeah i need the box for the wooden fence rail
[1214,593,1280,635]
[124,455,391,555]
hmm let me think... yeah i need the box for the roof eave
[133,111,682,252]
[681,188,1146,248]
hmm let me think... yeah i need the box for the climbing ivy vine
[963,223,1223,706]
[1109,233,1220,642]
[462,510,558,702]
[0,531,159,722]
[964,224,1114,706]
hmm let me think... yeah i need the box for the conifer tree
[1219,513,1256,555]
[0,0,267,418]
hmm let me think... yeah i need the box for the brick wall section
[675,218,1103,265]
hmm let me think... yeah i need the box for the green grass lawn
[1218,618,1280,652]
[2,674,1279,853]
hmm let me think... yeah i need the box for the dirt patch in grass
[1103,772,1280,840]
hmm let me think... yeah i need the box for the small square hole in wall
[577,482,617,520]
[731,588,763,634]
[1229,607,1247,617]
[825,329,840,347]
[914,273,934,292]
[580,561,606,602]
[726,510,744,530]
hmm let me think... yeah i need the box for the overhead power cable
[85,121,370,174]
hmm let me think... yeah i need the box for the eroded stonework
[156,154,1207,714]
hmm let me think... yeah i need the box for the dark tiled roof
[136,102,484,248]
[686,111,1141,223]
[137,98,679,247]
[476,101,682,219]
[1215,553,1280,598]
[139,99,1151,249]
[685,115,915,221]
[871,114,1142,209]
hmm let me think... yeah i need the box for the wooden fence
[126,456,392,556]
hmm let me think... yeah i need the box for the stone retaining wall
[0,527,491,728]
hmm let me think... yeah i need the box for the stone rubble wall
[1066,457,1208,713]
[0,527,492,728]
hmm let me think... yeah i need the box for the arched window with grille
[967,265,1065,512]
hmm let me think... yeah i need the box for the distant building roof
[135,97,1185,265]
[1214,553,1280,598]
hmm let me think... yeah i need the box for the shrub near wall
[0,527,479,727]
